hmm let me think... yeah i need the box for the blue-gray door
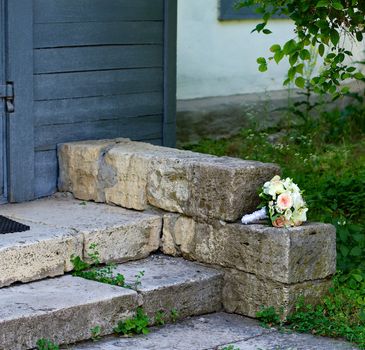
[5,0,176,203]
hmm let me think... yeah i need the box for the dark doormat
[0,215,30,234]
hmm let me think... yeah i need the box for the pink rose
[277,192,293,211]
[272,216,286,228]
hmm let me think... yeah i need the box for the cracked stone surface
[58,138,280,221]
[116,254,223,322]
[0,195,162,287]
[162,214,336,284]
[0,275,139,350]
[71,312,357,350]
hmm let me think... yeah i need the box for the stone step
[71,312,357,350]
[0,255,223,349]
[58,138,280,222]
[0,195,162,288]
[115,254,223,321]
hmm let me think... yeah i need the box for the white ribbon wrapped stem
[241,207,268,224]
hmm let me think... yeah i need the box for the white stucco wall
[177,0,364,100]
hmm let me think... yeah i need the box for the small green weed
[154,310,166,326]
[221,345,240,350]
[88,243,100,264]
[170,308,180,323]
[256,306,283,328]
[71,244,144,289]
[257,347,296,350]
[114,307,150,336]
[36,339,59,350]
[71,252,126,287]
[70,255,90,273]
[90,325,102,342]
[134,270,145,287]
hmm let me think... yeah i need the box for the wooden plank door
[4,0,176,202]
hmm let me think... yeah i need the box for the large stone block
[162,214,336,284]
[58,138,280,221]
[0,222,82,288]
[223,269,333,318]
[147,155,280,222]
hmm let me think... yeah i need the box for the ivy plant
[237,0,365,97]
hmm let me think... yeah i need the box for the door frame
[162,0,177,147]
[6,1,35,202]
[0,0,6,203]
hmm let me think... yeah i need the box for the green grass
[256,275,365,348]
[287,276,365,347]
[184,100,365,348]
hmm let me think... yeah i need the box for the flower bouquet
[241,175,308,227]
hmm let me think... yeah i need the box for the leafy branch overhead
[237,0,365,96]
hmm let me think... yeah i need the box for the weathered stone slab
[72,311,356,350]
[1,196,162,272]
[0,275,139,350]
[116,255,223,322]
[58,138,280,221]
[0,221,82,288]
[71,312,270,350]
[162,214,336,284]
[223,268,333,318]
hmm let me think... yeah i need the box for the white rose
[272,175,281,182]
[290,182,300,193]
[292,191,305,210]
[283,178,300,193]
[292,207,308,225]
[263,176,285,198]
[284,208,293,221]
